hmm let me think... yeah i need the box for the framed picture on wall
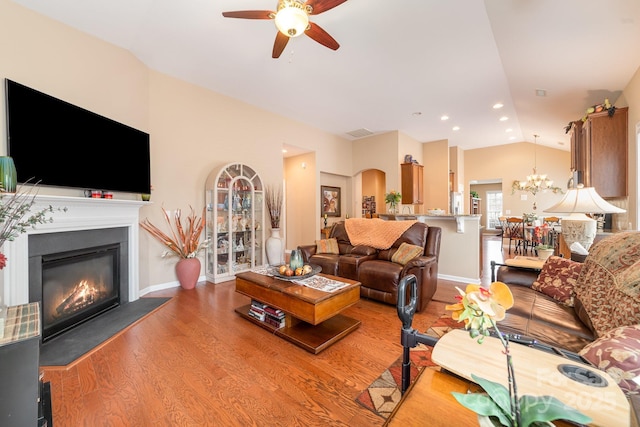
[321,186,341,217]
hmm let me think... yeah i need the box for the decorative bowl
[427,209,445,215]
[271,264,321,281]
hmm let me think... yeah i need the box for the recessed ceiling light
[452,126,460,131]
[509,136,516,140]
[282,149,288,153]
[535,89,547,97]
[499,116,508,121]
[440,115,449,121]
[493,103,504,109]
[505,128,513,133]
[412,112,422,116]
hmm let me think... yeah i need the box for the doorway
[470,180,503,230]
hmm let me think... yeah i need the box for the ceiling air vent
[346,128,374,138]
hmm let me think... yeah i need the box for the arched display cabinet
[205,163,265,283]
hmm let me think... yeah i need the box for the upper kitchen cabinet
[573,107,628,198]
[401,162,424,205]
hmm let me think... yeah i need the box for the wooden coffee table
[234,271,361,354]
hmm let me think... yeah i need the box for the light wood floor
[41,234,514,426]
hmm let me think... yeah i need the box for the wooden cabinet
[572,107,628,198]
[569,120,585,174]
[401,162,424,205]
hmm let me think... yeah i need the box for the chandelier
[512,134,563,196]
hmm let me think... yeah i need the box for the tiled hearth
[2,195,146,307]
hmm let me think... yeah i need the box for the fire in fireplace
[41,244,120,342]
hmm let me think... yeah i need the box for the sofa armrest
[297,244,317,263]
[402,255,439,311]
[491,260,539,288]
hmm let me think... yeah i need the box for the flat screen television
[5,79,151,194]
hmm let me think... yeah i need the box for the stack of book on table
[248,300,285,328]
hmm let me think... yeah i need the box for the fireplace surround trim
[2,195,147,307]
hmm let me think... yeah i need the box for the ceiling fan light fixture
[275,0,309,37]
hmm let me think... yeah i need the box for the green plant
[445,282,592,427]
[385,190,402,206]
[140,206,208,259]
[470,190,479,198]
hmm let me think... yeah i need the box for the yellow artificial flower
[445,282,514,335]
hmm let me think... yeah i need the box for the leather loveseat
[493,231,640,354]
[297,219,441,312]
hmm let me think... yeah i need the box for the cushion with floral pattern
[532,256,583,307]
[579,324,640,395]
[573,232,640,336]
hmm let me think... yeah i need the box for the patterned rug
[355,314,462,419]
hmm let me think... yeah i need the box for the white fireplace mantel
[2,195,147,306]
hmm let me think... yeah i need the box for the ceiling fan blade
[305,22,340,50]
[305,0,348,15]
[222,10,274,19]
[272,32,290,58]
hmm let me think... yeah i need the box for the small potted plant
[534,225,555,260]
[385,190,402,214]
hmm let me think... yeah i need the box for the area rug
[40,297,172,367]
[355,313,462,419]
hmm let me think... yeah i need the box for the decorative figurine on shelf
[323,213,328,228]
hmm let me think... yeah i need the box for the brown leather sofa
[493,232,640,353]
[495,265,595,353]
[297,221,441,312]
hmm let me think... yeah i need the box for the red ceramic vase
[175,258,200,290]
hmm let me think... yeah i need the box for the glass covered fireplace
[29,227,130,342]
[41,244,120,342]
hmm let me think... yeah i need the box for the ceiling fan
[222,0,347,58]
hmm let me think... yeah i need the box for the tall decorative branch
[265,185,283,229]
[140,206,208,259]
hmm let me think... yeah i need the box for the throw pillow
[316,238,339,254]
[532,256,583,307]
[573,232,640,336]
[391,242,423,266]
[579,324,640,395]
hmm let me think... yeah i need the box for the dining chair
[505,217,526,254]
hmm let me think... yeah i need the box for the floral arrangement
[384,190,402,207]
[0,183,65,269]
[533,224,554,250]
[445,282,591,426]
[265,185,283,229]
[140,206,209,259]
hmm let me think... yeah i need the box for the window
[486,191,503,229]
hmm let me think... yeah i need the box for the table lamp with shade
[544,184,626,251]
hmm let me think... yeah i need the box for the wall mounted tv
[5,79,151,194]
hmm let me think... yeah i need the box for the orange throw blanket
[344,218,417,250]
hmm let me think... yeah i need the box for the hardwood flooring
[41,234,515,426]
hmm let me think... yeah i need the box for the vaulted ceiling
[12,0,640,152]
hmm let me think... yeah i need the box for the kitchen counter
[379,214,482,283]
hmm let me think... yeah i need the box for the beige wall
[423,140,450,214]
[464,142,571,219]
[284,152,315,250]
